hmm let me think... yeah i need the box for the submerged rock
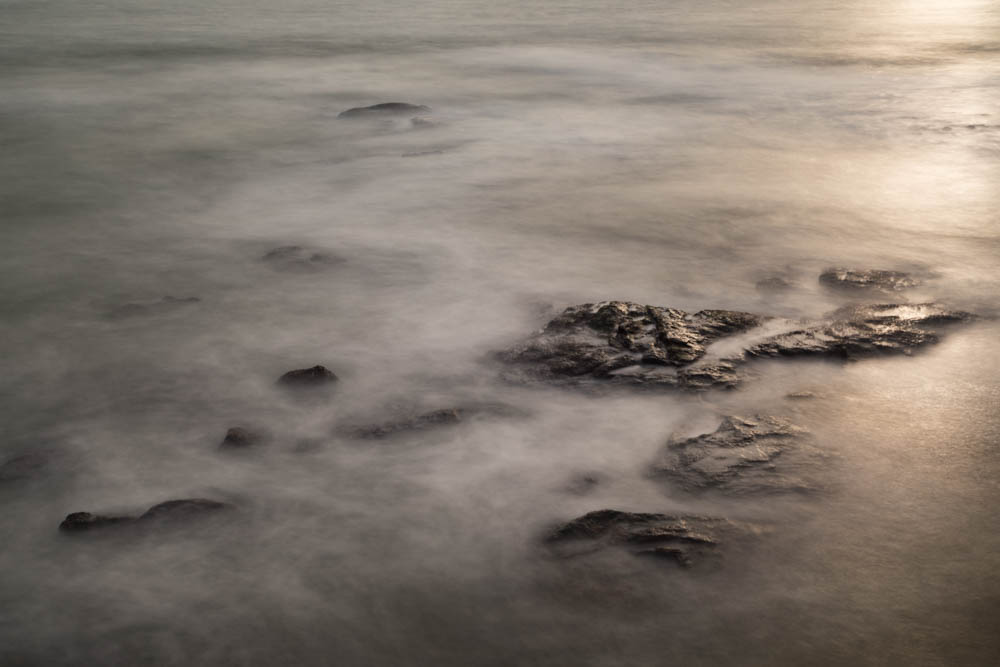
[651,415,815,494]
[339,402,524,439]
[755,276,795,292]
[105,296,200,320]
[0,451,55,482]
[500,300,974,391]
[261,245,343,271]
[545,509,732,567]
[219,427,268,450]
[819,268,919,292]
[338,103,431,118]
[59,498,231,533]
[277,365,339,388]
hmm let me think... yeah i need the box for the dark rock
[219,427,267,450]
[277,365,339,388]
[105,296,200,320]
[500,300,975,391]
[786,390,816,400]
[59,512,133,532]
[137,499,230,523]
[338,103,431,118]
[747,303,975,361]
[819,268,919,292]
[651,415,815,494]
[261,245,343,271]
[545,509,732,566]
[59,498,232,533]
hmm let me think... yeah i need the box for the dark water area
[1,1,999,665]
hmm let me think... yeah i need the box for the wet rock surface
[501,300,974,390]
[545,509,734,567]
[277,365,339,388]
[651,415,816,494]
[338,102,431,118]
[59,499,231,533]
[819,267,920,292]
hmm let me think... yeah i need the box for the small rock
[277,365,339,388]
[59,498,232,534]
[786,390,816,400]
[819,268,920,292]
[219,427,267,450]
[544,509,732,566]
[755,276,795,292]
[338,103,431,118]
[651,415,814,494]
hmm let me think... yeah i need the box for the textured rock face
[819,268,919,292]
[545,510,732,567]
[500,301,762,390]
[277,365,339,388]
[59,499,231,533]
[500,301,974,391]
[652,415,815,494]
[337,102,431,118]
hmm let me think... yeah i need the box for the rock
[651,415,815,494]
[339,402,524,439]
[544,509,732,567]
[786,390,816,400]
[261,245,343,271]
[819,268,919,292]
[0,451,54,482]
[59,498,231,533]
[219,427,268,450]
[277,365,339,388]
[565,473,602,495]
[755,276,795,292]
[337,103,431,118]
[500,300,975,391]
[105,296,200,320]
[747,303,975,361]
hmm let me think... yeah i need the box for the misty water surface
[1,1,999,665]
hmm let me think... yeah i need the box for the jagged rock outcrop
[651,415,816,494]
[544,509,735,567]
[338,103,431,118]
[819,268,919,292]
[500,300,974,391]
[59,499,231,533]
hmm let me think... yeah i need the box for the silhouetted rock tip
[277,365,339,387]
[338,103,431,118]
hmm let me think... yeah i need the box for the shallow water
[1,1,999,665]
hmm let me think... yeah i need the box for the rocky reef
[500,300,974,391]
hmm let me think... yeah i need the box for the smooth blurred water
[1,1,998,665]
